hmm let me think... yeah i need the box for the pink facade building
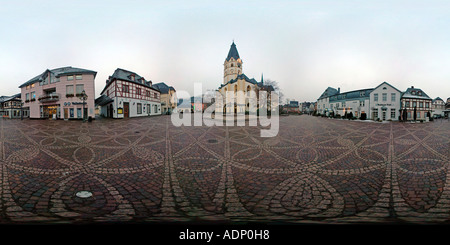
[19,67,97,120]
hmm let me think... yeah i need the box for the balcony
[38,93,60,103]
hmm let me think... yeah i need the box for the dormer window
[130,75,135,81]
[411,91,416,95]
[383,87,387,90]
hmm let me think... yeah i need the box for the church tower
[223,41,243,84]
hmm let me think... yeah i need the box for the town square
[1,3,450,242]
[0,115,448,224]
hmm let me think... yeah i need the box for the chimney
[338,87,340,94]
[411,86,414,89]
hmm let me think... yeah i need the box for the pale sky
[1,0,449,102]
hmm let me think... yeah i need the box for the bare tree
[263,79,284,104]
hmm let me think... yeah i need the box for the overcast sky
[1,0,449,102]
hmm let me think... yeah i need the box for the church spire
[261,73,264,84]
[226,41,240,61]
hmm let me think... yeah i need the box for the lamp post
[20,101,24,120]
[79,90,88,122]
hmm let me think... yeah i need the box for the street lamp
[20,101,24,120]
[79,90,88,122]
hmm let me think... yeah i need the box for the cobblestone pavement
[0,115,449,224]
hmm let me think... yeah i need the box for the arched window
[231,63,234,67]
[247,85,251,96]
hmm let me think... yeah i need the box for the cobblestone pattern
[0,116,449,223]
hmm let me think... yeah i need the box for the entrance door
[382,111,386,121]
[124,102,129,118]
[64,108,68,119]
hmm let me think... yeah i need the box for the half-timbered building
[96,68,161,118]
[400,86,432,121]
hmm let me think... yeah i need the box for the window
[122,85,129,93]
[68,75,74,81]
[130,75,135,81]
[360,91,365,97]
[391,93,396,102]
[374,109,378,119]
[374,93,378,101]
[31,92,36,100]
[77,108,82,118]
[419,102,423,108]
[76,75,82,80]
[26,85,30,90]
[154,93,158,99]
[70,108,74,118]
[382,93,387,102]
[136,88,141,95]
[413,102,417,107]
[31,83,35,88]
[26,93,30,101]
[417,111,421,118]
[76,84,84,95]
[66,85,74,95]
[360,100,365,107]
[406,101,410,107]
[137,103,142,114]
[146,90,151,97]
[425,103,429,108]
[391,109,395,119]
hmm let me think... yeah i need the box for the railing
[38,93,60,103]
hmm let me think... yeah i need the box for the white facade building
[369,82,402,121]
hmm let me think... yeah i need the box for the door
[382,111,386,121]
[64,108,68,119]
[124,102,129,118]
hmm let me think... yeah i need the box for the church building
[215,41,273,114]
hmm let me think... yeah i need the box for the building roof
[19,66,97,88]
[318,87,339,100]
[152,82,176,94]
[372,81,402,93]
[433,97,444,102]
[101,68,160,95]
[0,94,21,103]
[329,88,373,102]
[177,98,191,108]
[401,86,432,100]
[226,41,240,61]
[95,94,114,106]
[219,73,259,89]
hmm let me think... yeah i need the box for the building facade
[317,87,339,116]
[317,81,403,121]
[152,82,177,114]
[369,82,401,121]
[97,68,161,119]
[0,94,25,118]
[19,67,96,120]
[431,97,445,117]
[329,88,373,119]
[400,86,432,121]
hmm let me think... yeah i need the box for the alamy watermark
[171,83,279,137]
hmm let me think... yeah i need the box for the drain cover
[207,139,218,143]
[76,191,93,198]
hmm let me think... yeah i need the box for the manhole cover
[207,139,218,143]
[76,191,93,198]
